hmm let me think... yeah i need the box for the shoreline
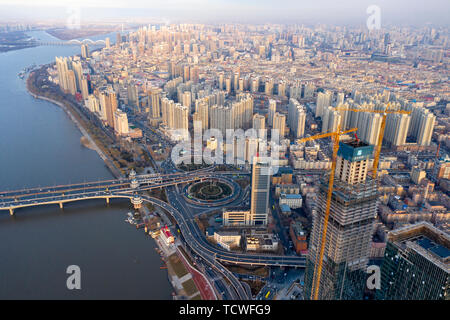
[26,76,123,179]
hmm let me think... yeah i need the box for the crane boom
[294,126,357,300]
[334,105,411,179]
[296,128,357,145]
[310,126,342,300]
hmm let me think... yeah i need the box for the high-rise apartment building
[377,222,449,300]
[273,112,286,138]
[384,113,411,147]
[55,57,70,93]
[305,140,378,300]
[408,104,436,146]
[252,114,266,138]
[194,98,209,131]
[81,44,89,59]
[148,88,162,119]
[288,99,306,138]
[105,90,118,128]
[113,109,129,136]
[315,91,332,118]
[322,107,341,134]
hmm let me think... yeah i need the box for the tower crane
[302,105,411,299]
[335,104,411,179]
[296,126,358,300]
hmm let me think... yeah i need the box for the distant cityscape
[0,5,449,302]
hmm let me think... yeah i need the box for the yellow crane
[296,126,358,300]
[299,105,411,299]
[335,104,411,179]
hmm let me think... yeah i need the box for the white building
[279,193,303,209]
[213,232,241,251]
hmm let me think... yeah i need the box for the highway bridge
[36,39,107,46]
[0,168,306,269]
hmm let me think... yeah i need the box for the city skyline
[0,0,448,305]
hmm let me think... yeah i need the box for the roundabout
[183,177,241,207]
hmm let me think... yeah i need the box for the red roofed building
[160,226,175,246]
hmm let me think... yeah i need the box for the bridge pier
[106,197,110,205]
[59,202,63,209]
[9,208,14,216]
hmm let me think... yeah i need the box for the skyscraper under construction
[304,140,378,300]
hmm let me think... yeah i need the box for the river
[0,30,173,299]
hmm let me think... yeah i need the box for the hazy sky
[0,0,448,26]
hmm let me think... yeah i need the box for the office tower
[288,99,306,138]
[268,99,277,127]
[149,88,162,119]
[305,140,378,300]
[273,113,286,138]
[250,157,271,226]
[377,222,449,300]
[81,44,89,59]
[113,109,129,136]
[384,113,411,147]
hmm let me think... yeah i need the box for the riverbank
[26,69,123,179]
